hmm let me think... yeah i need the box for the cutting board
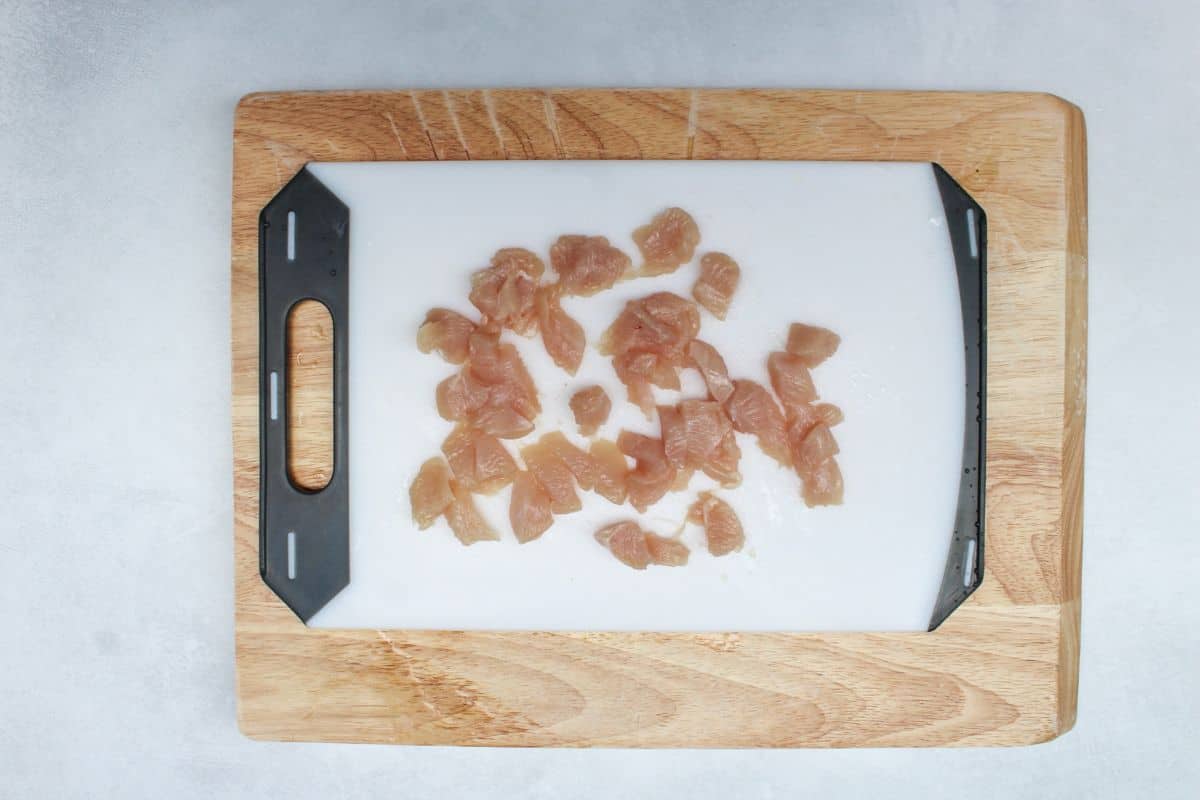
[231,89,1087,746]
[299,160,967,633]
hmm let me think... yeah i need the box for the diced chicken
[535,286,586,375]
[510,470,554,544]
[594,521,651,570]
[549,235,632,296]
[444,481,499,545]
[632,207,701,276]
[471,403,535,439]
[767,351,818,409]
[538,431,598,492]
[658,404,688,470]
[724,379,791,467]
[784,402,823,445]
[520,438,582,514]
[416,308,477,365]
[435,369,491,422]
[409,457,454,530]
[600,292,700,358]
[701,430,742,488]
[785,322,841,367]
[802,457,844,507]
[645,533,690,566]
[679,399,731,468]
[687,492,745,556]
[441,425,518,494]
[569,385,611,436]
[815,402,844,427]
[468,248,545,335]
[588,439,630,505]
[790,422,840,475]
[614,350,681,419]
[692,252,740,320]
[617,430,676,513]
[465,331,541,421]
[686,339,734,404]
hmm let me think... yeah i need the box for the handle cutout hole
[287,531,297,580]
[966,207,979,260]
[962,538,977,587]
[286,299,334,491]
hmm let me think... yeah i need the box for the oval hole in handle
[286,299,334,491]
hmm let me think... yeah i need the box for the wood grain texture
[231,89,1087,746]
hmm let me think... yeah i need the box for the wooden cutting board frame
[231,89,1087,746]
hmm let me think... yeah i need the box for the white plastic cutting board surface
[304,160,964,632]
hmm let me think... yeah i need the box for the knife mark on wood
[481,90,509,159]
[409,90,440,160]
[442,90,471,160]
[542,93,566,158]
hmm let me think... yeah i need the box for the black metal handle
[258,167,350,622]
[928,163,987,630]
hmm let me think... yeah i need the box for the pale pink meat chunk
[767,351,818,410]
[785,323,841,367]
[632,207,701,276]
[468,248,545,336]
[645,533,690,566]
[444,481,499,545]
[600,292,700,357]
[535,287,586,375]
[701,430,742,488]
[416,308,477,365]
[588,439,630,505]
[617,430,676,513]
[521,438,582,514]
[441,425,518,495]
[687,492,745,557]
[802,458,844,507]
[686,340,734,404]
[569,385,611,436]
[692,252,740,320]
[510,470,554,544]
[465,331,541,420]
[791,422,840,475]
[538,431,599,492]
[549,235,632,296]
[595,521,651,570]
[815,402,844,428]
[409,457,454,530]
[724,379,791,467]
[679,399,731,468]
[658,404,688,470]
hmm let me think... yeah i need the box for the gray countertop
[2,1,1196,797]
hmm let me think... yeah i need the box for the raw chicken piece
[521,439,583,514]
[815,402,844,428]
[614,350,682,419]
[658,404,688,469]
[588,439,630,505]
[535,287,586,375]
[784,402,823,444]
[724,379,791,466]
[466,332,541,421]
[594,521,651,570]
[471,403,535,439]
[767,351,818,409]
[701,429,742,488]
[416,308,477,365]
[468,248,544,335]
[617,430,677,513]
[679,399,731,468]
[409,457,454,530]
[786,322,841,367]
[687,492,745,556]
[632,207,701,276]
[686,339,735,404]
[646,533,690,566]
[569,385,611,436]
[510,470,554,544]
[692,252,740,320]
[549,235,631,296]
[444,481,499,545]
[538,431,598,492]
[802,458,844,507]
[600,292,700,358]
[435,369,491,422]
[441,425,517,494]
[790,422,840,475]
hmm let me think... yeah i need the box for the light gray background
[1,1,1196,797]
